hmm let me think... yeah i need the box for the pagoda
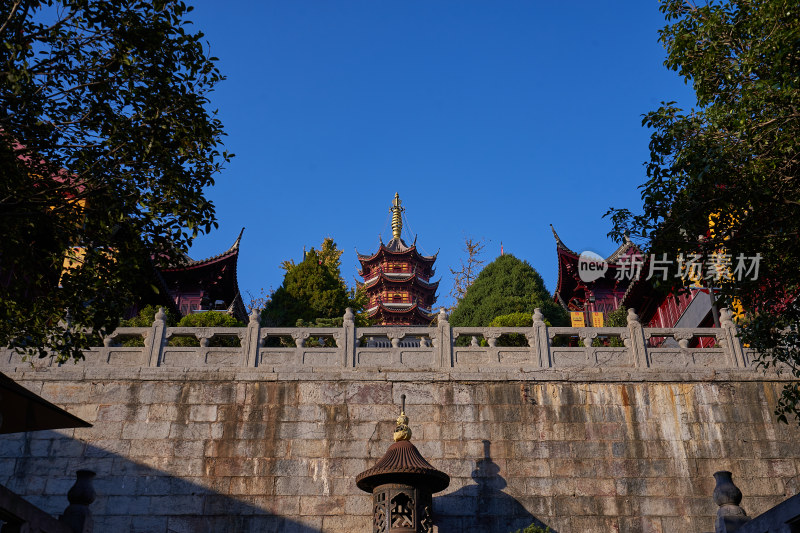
[358,194,438,325]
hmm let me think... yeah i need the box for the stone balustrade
[1,307,753,374]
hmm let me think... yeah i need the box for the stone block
[168,422,211,440]
[84,438,130,457]
[275,476,326,496]
[97,403,149,421]
[345,382,392,404]
[148,494,205,515]
[121,420,171,440]
[128,438,173,458]
[190,404,219,422]
[299,495,346,516]
[173,439,206,457]
[147,403,179,421]
[277,421,327,440]
[212,458,260,477]
[322,515,370,530]
[40,382,93,404]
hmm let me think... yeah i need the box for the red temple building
[157,229,248,322]
[551,225,715,332]
[357,194,439,325]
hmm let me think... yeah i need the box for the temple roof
[551,224,641,311]
[356,440,450,493]
[550,224,636,264]
[165,227,244,271]
[159,229,247,321]
[356,238,438,264]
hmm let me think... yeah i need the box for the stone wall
[1,363,799,532]
[1,310,798,532]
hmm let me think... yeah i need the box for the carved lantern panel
[372,484,433,533]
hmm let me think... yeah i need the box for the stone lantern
[356,395,449,533]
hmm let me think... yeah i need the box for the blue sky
[185,1,695,310]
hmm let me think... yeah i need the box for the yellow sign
[570,312,585,327]
[591,312,604,328]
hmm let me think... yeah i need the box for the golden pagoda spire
[391,192,404,240]
[393,394,412,442]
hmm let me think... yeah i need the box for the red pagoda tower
[358,194,438,325]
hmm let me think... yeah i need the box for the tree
[449,237,486,307]
[0,0,229,362]
[262,240,364,327]
[280,237,343,277]
[606,0,800,422]
[449,254,568,328]
[245,288,271,314]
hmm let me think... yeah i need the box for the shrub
[170,311,244,347]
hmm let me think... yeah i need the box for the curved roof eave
[163,228,244,271]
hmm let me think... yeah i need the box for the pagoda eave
[363,273,439,290]
[357,244,436,266]
[367,303,434,324]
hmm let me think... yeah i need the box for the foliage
[120,305,178,328]
[280,238,343,277]
[118,304,176,347]
[605,0,800,422]
[449,237,486,307]
[592,306,627,347]
[170,311,243,347]
[176,311,243,328]
[450,254,568,329]
[0,0,229,362]
[510,524,550,533]
[605,306,628,328]
[118,306,243,346]
[488,312,551,347]
[262,240,365,327]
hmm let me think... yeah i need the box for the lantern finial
[394,394,411,442]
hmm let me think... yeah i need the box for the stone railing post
[627,308,649,368]
[719,308,747,368]
[713,471,750,533]
[59,469,96,533]
[436,308,453,367]
[244,309,261,367]
[530,308,551,367]
[146,308,167,367]
[343,308,356,368]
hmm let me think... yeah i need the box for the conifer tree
[449,254,567,328]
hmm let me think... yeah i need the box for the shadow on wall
[0,430,322,533]
[434,440,556,533]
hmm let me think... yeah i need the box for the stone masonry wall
[1,365,799,533]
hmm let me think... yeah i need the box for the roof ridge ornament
[550,223,575,254]
[232,227,245,250]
